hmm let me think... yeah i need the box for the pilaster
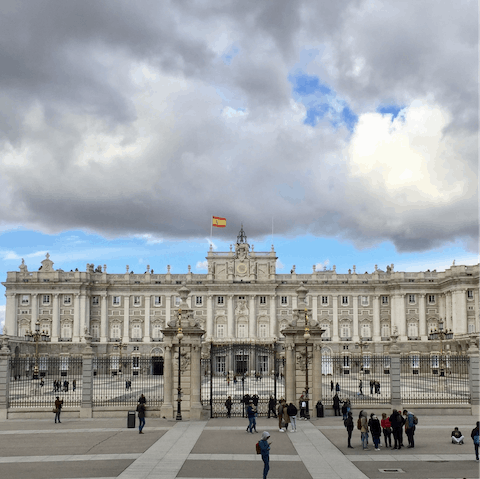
[206,295,213,339]
[270,294,277,338]
[419,293,427,339]
[352,295,359,342]
[372,295,381,341]
[468,340,479,416]
[248,295,256,339]
[51,293,60,342]
[332,295,339,342]
[31,293,38,333]
[227,295,234,338]
[0,340,11,419]
[143,295,151,342]
[123,295,130,343]
[100,294,108,342]
[73,293,80,341]
[5,293,16,336]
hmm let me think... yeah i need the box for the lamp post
[176,308,183,421]
[428,320,453,377]
[355,338,369,373]
[304,308,310,419]
[25,319,49,379]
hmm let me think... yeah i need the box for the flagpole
[211,216,213,242]
[272,217,274,246]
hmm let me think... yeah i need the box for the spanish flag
[212,216,227,228]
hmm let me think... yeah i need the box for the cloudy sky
[0,1,478,328]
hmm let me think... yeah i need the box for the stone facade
[2,227,479,358]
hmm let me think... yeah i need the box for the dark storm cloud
[0,0,477,253]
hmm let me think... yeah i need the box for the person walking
[381,412,392,448]
[287,402,298,432]
[333,393,341,416]
[277,399,284,432]
[341,401,348,421]
[359,379,363,395]
[471,421,479,461]
[259,431,271,479]
[335,382,340,393]
[370,415,382,451]
[344,411,354,448]
[136,401,146,434]
[54,396,63,424]
[359,410,369,450]
[246,402,257,433]
[330,380,334,392]
[299,396,307,420]
[403,409,415,448]
[268,396,277,418]
[225,396,232,418]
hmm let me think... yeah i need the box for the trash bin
[316,401,324,418]
[127,410,136,428]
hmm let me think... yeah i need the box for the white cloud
[1,250,48,261]
[206,238,217,251]
[276,260,284,270]
[196,260,208,271]
[315,259,330,271]
[134,234,163,245]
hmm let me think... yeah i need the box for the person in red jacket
[381,412,392,448]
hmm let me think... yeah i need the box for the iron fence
[400,355,470,404]
[9,356,83,407]
[321,355,391,406]
[201,344,284,417]
[92,356,164,406]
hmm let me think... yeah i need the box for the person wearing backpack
[344,411,354,448]
[359,410,369,450]
[471,421,479,461]
[370,415,382,451]
[403,409,416,448]
[258,431,271,479]
[390,409,404,449]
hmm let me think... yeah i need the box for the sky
[0,1,478,330]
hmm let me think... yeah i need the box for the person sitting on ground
[451,427,464,445]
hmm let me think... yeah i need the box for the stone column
[207,295,213,339]
[123,295,130,342]
[352,295,359,341]
[475,290,479,332]
[468,341,479,416]
[312,342,323,405]
[51,293,60,342]
[227,295,234,338]
[397,294,406,340]
[270,295,277,338]
[143,295,151,342]
[446,292,452,330]
[390,350,401,409]
[373,295,381,341]
[162,345,173,417]
[439,293,446,323]
[311,295,318,323]
[190,344,202,419]
[285,342,296,402]
[78,293,86,341]
[332,295,339,342]
[0,341,11,420]
[4,293,16,336]
[248,295,256,339]
[453,290,467,334]
[100,294,108,342]
[31,293,38,332]
[418,294,427,339]
[85,294,90,336]
[73,293,80,341]
[80,345,94,418]
[165,295,171,325]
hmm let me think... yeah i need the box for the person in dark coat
[246,402,257,433]
[390,409,404,449]
[286,402,298,432]
[335,382,340,393]
[471,421,479,461]
[259,431,271,479]
[333,393,341,416]
[268,396,277,418]
[344,411,354,448]
[370,415,382,450]
[138,394,146,405]
[136,401,146,434]
[54,396,63,424]
[225,396,232,418]
[330,380,334,392]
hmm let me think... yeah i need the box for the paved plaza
[0,414,478,479]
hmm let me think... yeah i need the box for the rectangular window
[467,290,474,298]
[217,296,224,305]
[154,296,161,305]
[92,296,99,305]
[410,355,420,368]
[431,355,439,368]
[428,295,435,303]
[238,324,246,338]
[321,296,328,304]
[174,296,181,306]
[258,324,268,338]
[258,355,268,373]
[64,296,72,305]
[238,296,245,300]
[132,324,142,338]
[281,296,288,305]
[113,296,120,305]
[468,323,475,333]
[361,324,371,338]
[381,324,390,338]
[61,323,72,339]
[132,357,140,368]
[91,324,99,338]
[361,296,369,306]
[342,296,348,305]
[42,295,50,304]
[21,295,29,304]
[343,356,350,367]
[363,356,371,369]
[341,324,350,338]
[408,294,415,303]
[196,296,203,305]
[216,324,225,338]
[321,324,330,338]
[134,296,141,305]
[260,296,266,304]
[152,324,162,339]
[381,296,388,304]
[215,356,226,374]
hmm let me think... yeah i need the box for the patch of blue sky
[377,104,405,120]
[289,71,358,131]
[221,45,239,65]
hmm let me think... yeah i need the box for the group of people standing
[344,409,417,450]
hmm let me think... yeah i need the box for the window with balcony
[216,324,225,338]
[258,323,268,338]
[111,324,121,339]
[237,324,247,338]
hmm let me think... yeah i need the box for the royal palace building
[2,227,479,356]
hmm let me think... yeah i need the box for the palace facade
[2,227,479,356]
